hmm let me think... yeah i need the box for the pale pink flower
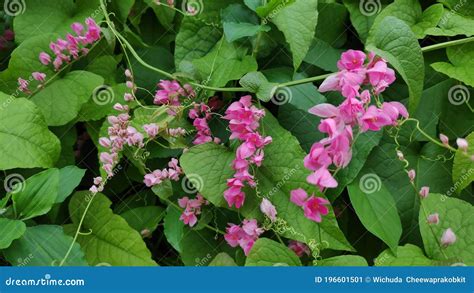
[419,186,429,198]
[288,240,310,257]
[260,198,277,222]
[427,213,439,225]
[456,138,468,152]
[441,228,456,247]
[439,134,449,146]
[39,52,51,65]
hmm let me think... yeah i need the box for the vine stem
[421,37,474,53]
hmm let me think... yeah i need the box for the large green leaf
[367,16,424,113]
[13,0,102,43]
[374,244,434,266]
[419,194,474,265]
[342,0,382,41]
[0,93,60,170]
[239,71,278,102]
[431,43,474,87]
[245,238,301,266]
[120,206,165,233]
[271,0,319,69]
[65,191,157,266]
[426,9,474,37]
[221,3,270,42]
[318,255,368,266]
[348,170,402,253]
[31,71,104,126]
[209,252,238,266]
[437,0,474,17]
[0,218,26,249]
[57,166,86,203]
[12,168,60,220]
[179,229,228,266]
[193,38,258,89]
[78,84,129,122]
[304,38,345,72]
[4,225,87,266]
[163,205,185,253]
[452,132,474,193]
[372,0,444,39]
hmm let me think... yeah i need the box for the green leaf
[31,71,104,126]
[365,137,455,243]
[245,238,301,266]
[256,0,295,17]
[65,191,157,266]
[342,0,381,41]
[315,3,348,48]
[372,0,444,39]
[419,193,474,265]
[426,9,474,37]
[193,37,258,89]
[57,166,86,203]
[452,132,474,193]
[164,205,185,253]
[174,17,222,72]
[0,218,26,249]
[347,171,402,253]
[12,168,60,220]
[209,252,238,266]
[108,0,135,22]
[13,0,102,43]
[304,38,344,72]
[144,0,175,29]
[180,229,227,266]
[239,71,278,102]
[222,4,270,42]
[244,0,264,12]
[0,93,60,170]
[4,225,87,266]
[152,180,173,200]
[367,16,424,113]
[120,206,165,233]
[84,55,119,85]
[431,43,474,87]
[374,244,434,266]
[271,0,319,69]
[318,255,368,266]
[437,0,474,17]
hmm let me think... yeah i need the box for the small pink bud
[419,186,429,198]
[99,137,111,148]
[439,134,449,146]
[126,81,134,89]
[456,138,468,152]
[408,169,416,182]
[124,93,133,102]
[89,185,98,194]
[125,69,132,78]
[113,103,128,112]
[260,198,277,222]
[396,150,404,161]
[441,228,456,247]
[427,213,439,225]
[32,72,46,83]
[93,176,103,185]
[143,123,159,138]
[39,52,51,65]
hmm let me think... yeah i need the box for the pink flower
[456,138,468,152]
[307,168,338,191]
[178,195,208,227]
[71,22,84,36]
[360,106,392,132]
[223,185,245,208]
[17,78,29,93]
[85,18,101,44]
[143,123,159,138]
[39,52,51,65]
[32,72,46,83]
[337,50,366,71]
[260,198,277,222]
[419,186,429,198]
[439,134,449,146]
[408,169,416,182]
[290,188,330,223]
[427,213,439,225]
[288,241,310,257]
[366,60,396,94]
[441,228,456,247]
[304,143,332,171]
[224,219,263,256]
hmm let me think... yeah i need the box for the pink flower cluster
[189,103,220,145]
[288,240,310,257]
[178,194,209,227]
[154,80,195,116]
[224,219,264,256]
[290,189,330,223]
[143,158,183,187]
[222,96,272,208]
[99,108,145,178]
[17,18,101,94]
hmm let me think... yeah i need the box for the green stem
[278,73,333,88]
[421,37,474,53]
